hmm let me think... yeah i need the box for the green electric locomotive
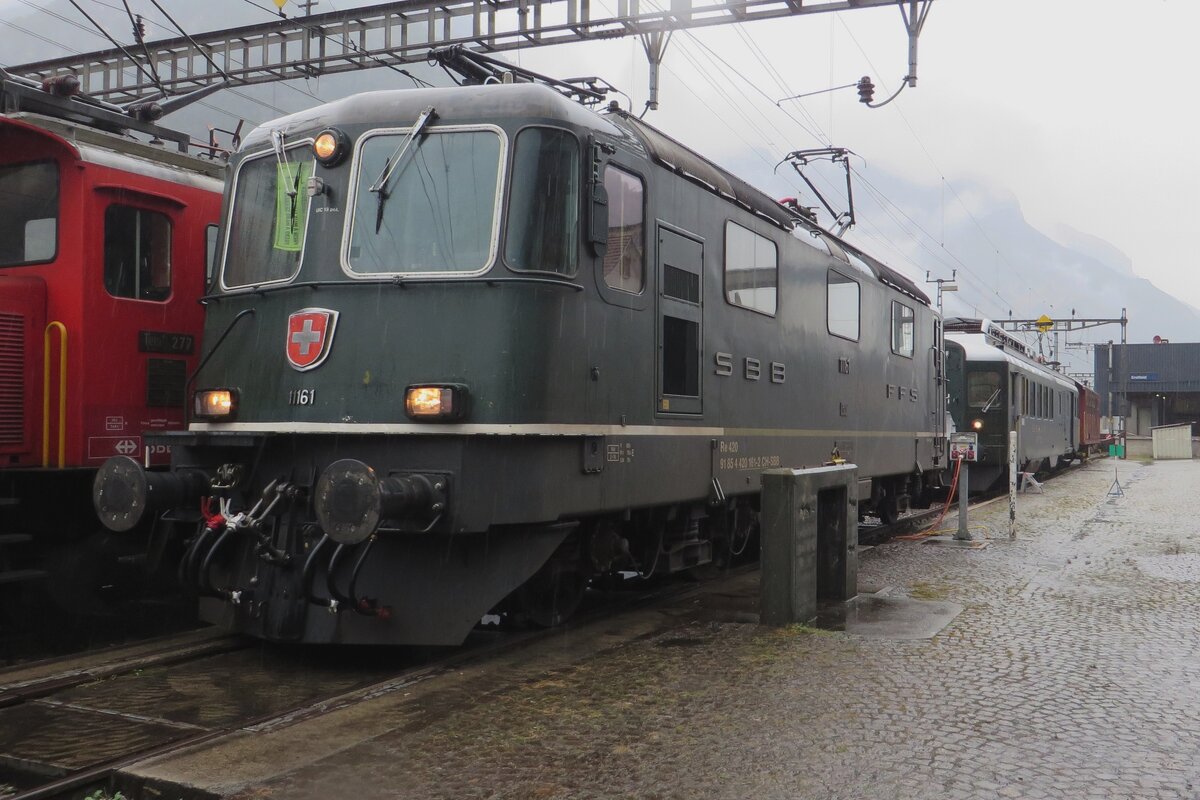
[93,78,945,646]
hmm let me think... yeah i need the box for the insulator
[41,75,81,97]
[856,76,875,104]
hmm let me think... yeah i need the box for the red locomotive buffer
[0,79,222,604]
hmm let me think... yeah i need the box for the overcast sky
[3,0,1197,327]
[506,0,1200,322]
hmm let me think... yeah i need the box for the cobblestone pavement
[140,459,1200,800]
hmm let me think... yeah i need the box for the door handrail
[42,320,67,468]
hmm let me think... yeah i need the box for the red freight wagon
[1075,380,1106,458]
[0,70,223,604]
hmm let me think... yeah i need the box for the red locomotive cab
[1,116,223,472]
[0,66,226,614]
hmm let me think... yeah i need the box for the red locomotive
[0,68,223,609]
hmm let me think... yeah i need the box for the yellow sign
[1035,314,1053,333]
[273,0,287,9]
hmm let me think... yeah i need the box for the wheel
[877,491,900,525]
[512,561,587,629]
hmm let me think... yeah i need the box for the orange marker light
[406,386,450,417]
[314,133,338,162]
[312,128,347,166]
[195,389,236,419]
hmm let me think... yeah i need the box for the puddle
[813,594,963,640]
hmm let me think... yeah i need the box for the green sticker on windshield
[273,161,312,252]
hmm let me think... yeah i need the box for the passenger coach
[946,319,1078,490]
[94,83,945,645]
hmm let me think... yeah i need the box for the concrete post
[955,461,970,540]
[760,464,858,626]
[1008,430,1018,539]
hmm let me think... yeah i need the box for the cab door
[85,187,204,467]
[655,225,703,416]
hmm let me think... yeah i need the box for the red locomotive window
[104,205,172,301]
[0,160,58,266]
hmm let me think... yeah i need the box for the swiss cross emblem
[286,308,339,371]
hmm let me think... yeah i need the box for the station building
[1094,341,1200,435]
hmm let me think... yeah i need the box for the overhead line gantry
[7,0,929,107]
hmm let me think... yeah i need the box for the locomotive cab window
[223,142,314,288]
[891,301,915,357]
[724,221,777,316]
[968,371,1001,407]
[0,160,58,266]
[347,127,503,276]
[602,165,645,293]
[104,205,171,301]
[827,271,860,341]
[505,127,579,276]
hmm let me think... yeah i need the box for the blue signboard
[1129,373,1160,381]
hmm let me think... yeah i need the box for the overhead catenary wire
[599,0,1016,318]
[64,0,163,90]
[650,25,1008,312]
[85,0,321,109]
[6,0,290,123]
[834,12,1050,316]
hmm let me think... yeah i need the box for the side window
[505,127,579,276]
[205,224,219,286]
[724,220,777,316]
[0,161,58,266]
[104,205,171,301]
[827,271,860,341]
[601,165,644,293]
[891,300,915,357]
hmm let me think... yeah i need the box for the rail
[41,321,66,469]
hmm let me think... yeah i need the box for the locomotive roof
[947,331,1076,391]
[607,111,929,305]
[238,84,624,151]
[239,82,929,305]
[2,112,226,184]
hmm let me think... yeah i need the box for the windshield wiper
[981,387,1002,413]
[271,129,302,228]
[369,106,437,233]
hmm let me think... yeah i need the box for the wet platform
[115,458,1200,799]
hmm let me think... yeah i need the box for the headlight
[194,389,238,420]
[313,128,349,167]
[404,384,468,421]
[972,419,983,430]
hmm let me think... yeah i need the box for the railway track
[0,569,739,800]
[859,457,1094,545]
[0,459,1097,800]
